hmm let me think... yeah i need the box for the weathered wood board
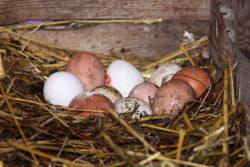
[234,0,250,57]
[8,21,209,58]
[0,0,210,24]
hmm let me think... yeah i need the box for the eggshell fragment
[150,63,182,87]
[128,82,157,104]
[153,79,195,115]
[106,60,144,97]
[172,67,212,98]
[43,71,84,107]
[69,92,114,118]
[66,52,105,91]
[115,97,152,118]
[92,85,122,104]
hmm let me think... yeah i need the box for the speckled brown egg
[128,82,158,104]
[92,85,122,104]
[152,79,195,115]
[69,92,114,118]
[172,67,212,98]
[66,52,105,91]
[115,97,152,118]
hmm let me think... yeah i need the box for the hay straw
[0,27,247,166]
[222,67,229,155]
[145,36,208,68]
[176,129,186,162]
[0,82,39,166]
[108,109,156,153]
[0,54,5,79]
[229,61,236,113]
[141,123,180,134]
[8,141,94,167]
[0,18,163,31]
[103,133,137,167]
[180,44,196,66]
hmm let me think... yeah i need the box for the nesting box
[0,0,250,166]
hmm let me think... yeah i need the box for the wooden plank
[0,0,210,24]
[12,21,209,58]
[210,0,250,148]
[234,0,250,57]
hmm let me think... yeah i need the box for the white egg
[150,63,182,87]
[115,97,152,118]
[43,71,84,107]
[106,60,144,97]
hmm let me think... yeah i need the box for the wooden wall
[0,0,210,58]
[0,0,210,24]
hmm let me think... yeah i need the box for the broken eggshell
[115,97,152,118]
[152,79,195,115]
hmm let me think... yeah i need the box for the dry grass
[0,21,249,167]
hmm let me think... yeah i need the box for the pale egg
[105,60,144,97]
[43,71,84,107]
[128,82,157,104]
[150,63,182,87]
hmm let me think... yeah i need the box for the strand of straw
[222,66,229,156]
[0,82,39,166]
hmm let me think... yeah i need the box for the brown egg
[92,85,122,104]
[69,92,114,118]
[152,79,195,115]
[128,82,158,104]
[66,52,105,91]
[172,67,212,98]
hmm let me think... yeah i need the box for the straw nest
[0,21,249,167]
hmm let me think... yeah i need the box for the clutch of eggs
[43,50,212,118]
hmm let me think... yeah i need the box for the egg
[43,71,84,107]
[152,79,195,115]
[92,85,122,104]
[115,97,152,118]
[69,92,114,118]
[172,67,212,98]
[128,82,157,104]
[150,63,182,87]
[105,60,144,97]
[66,52,105,91]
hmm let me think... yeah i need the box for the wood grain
[234,0,250,57]
[13,21,209,58]
[0,0,210,24]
